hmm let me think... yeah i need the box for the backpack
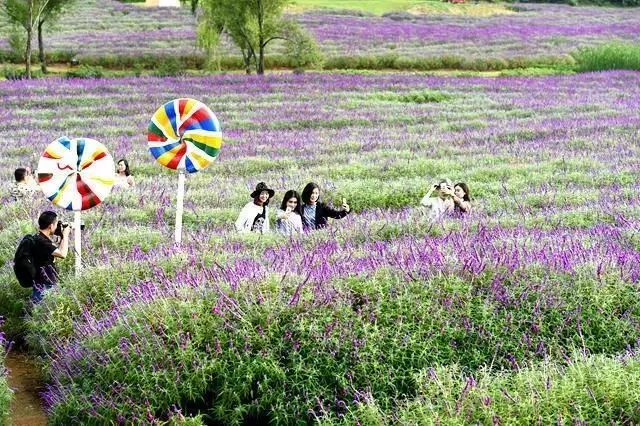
[14,235,37,288]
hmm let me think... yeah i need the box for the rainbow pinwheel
[147,98,222,173]
[37,137,115,211]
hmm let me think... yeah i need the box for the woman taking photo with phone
[300,182,350,231]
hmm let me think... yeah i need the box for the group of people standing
[234,178,472,236]
[235,182,351,235]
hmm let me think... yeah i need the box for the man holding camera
[420,179,455,222]
[31,211,71,303]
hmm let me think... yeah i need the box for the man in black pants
[31,211,70,303]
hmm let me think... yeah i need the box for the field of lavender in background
[0,70,638,423]
[1,0,640,65]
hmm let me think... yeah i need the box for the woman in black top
[300,182,350,231]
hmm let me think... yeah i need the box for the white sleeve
[420,194,434,207]
[235,204,252,232]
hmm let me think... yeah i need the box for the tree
[1,0,51,78]
[37,0,76,73]
[186,0,322,75]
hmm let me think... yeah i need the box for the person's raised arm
[52,226,71,259]
[420,186,436,206]
[323,202,349,219]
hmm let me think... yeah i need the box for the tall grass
[574,42,640,72]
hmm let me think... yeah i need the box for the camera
[54,220,85,237]
[54,221,69,238]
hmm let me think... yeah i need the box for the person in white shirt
[235,182,275,233]
[10,167,39,200]
[275,190,303,236]
[420,179,455,221]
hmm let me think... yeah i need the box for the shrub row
[36,267,640,424]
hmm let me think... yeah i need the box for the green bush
[152,58,187,77]
[39,269,640,424]
[2,66,44,80]
[573,43,640,72]
[65,65,105,79]
[328,354,640,424]
[371,89,452,104]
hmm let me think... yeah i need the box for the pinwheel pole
[74,211,82,276]
[175,169,186,244]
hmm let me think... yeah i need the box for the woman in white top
[275,190,303,236]
[420,179,455,221]
[235,182,274,233]
[114,159,135,188]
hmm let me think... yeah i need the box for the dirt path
[5,352,47,426]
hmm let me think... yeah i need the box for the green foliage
[7,25,26,60]
[37,269,640,424]
[152,57,186,77]
[323,53,575,72]
[195,0,321,74]
[371,89,452,104]
[2,65,43,79]
[284,25,324,70]
[328,354,640,424]
[573,42,640,72]
[0,347,11,426]
[64,64,105,78]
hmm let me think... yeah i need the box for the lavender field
[0,70,638,423]
[1,0,640,66]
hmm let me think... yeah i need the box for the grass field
[0,70,638,423]
[290,0,516,15]
[0,0,638,71]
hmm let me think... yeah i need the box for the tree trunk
[25,27,33,79]
[25,1,33,79]
[38,20,47,74]
[257,45,265,75]
[242,49,251,74]
[257,0,264,75]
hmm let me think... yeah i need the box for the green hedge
[573,42,640,72]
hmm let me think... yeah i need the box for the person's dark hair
[14,168,27,182]
[38,211,58,230]
[454,182,471,202]
[117,159,131,177]
[280,190,303,216]
[301,182,320,205]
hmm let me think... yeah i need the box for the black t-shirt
[32,233,57,270]
[251,209,266,233]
